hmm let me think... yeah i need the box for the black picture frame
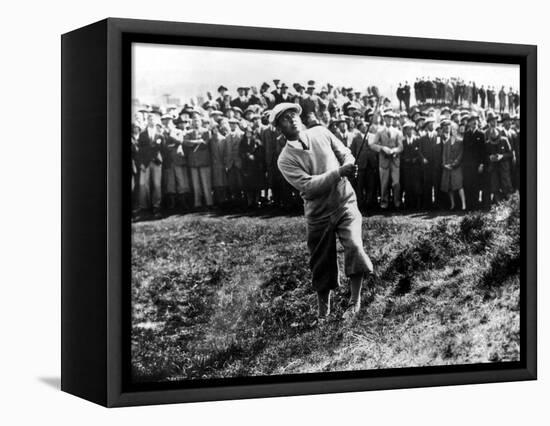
[61,17,537,407]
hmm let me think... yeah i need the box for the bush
[458,213,494,253]
[480,235,520,289]
[478,194,521,289]
[384,220,460,282]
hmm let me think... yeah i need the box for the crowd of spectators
[131,78,520,220]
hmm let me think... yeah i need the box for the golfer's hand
[339,163,358,178]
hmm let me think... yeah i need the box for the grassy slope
[131,195,520,382]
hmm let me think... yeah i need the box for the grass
[131,194,521,382]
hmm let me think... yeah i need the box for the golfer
[273,103,373,320]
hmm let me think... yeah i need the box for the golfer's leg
[349,273,363,307]
[316,289,331,319]
[336,206,373,278]
[336,206,373,315]
[307,219,338,317]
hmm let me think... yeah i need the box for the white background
[0,0,546,424]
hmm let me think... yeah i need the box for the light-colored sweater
[277,126,356,220]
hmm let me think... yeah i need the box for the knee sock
[349,276,363,307]
[317,290,331,317]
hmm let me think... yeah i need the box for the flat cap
[269,102,302,125]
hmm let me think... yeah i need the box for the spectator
[224,118,244,206]
[137,112,164,219]
[440,120,466,210]
[400,121,423,209]
[240,127,265,209]
[162,116,191,211]
[486,128,514,202]
[462,113,486,209]
[419,117,442,210]
[370,110,404,210]
[210,121,229,206]
[184,117,213,209]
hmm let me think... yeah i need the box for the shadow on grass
[133,206,304,223]
[409,210,468,220]
[132,204,495,224]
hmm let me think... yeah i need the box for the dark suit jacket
[402,135,422,167]
[419,131,442,170]
[462,128,486,167]
[216,96,231,112]
[137,129,164,166]
[350,132,375,170]
[183,129,211,168]
[162,132,186,168]
[230,97,250,111]
[273,92,292,105]
[301,96,319,117]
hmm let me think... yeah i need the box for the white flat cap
[269,102,302,125]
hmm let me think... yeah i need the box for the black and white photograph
[2,0,546,419]
[130,42,522,384]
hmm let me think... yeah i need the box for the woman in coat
[486,127,514,202]
[209,122,228,206]
[239,127,265,208]
[440,120,466,210]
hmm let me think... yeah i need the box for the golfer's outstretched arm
[278,157,341,200]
